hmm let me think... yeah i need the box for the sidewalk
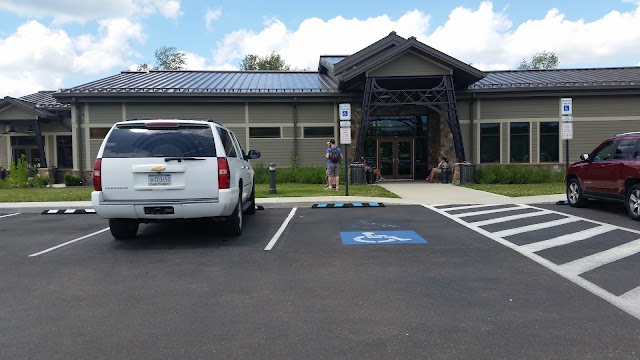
[0,181,566,215]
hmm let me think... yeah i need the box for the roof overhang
[0,97,56,118]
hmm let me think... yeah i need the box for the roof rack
[124,117,218,123]
[615,131,640,136]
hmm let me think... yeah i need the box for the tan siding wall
[501,123,509,162]
[297,103,334,123]
[298,139,331,167]
[127,104,245,124]
[249,104,293,123]
[460,121,472,161]
[42,118,72,132]
[0,136,7,168]
[227,127,246,149]
[531,123,538,163]
[283,127,294,138]
[457,100,470,120]
[570,120,640,161]
[250,139,293,167]
[369,52,452,77]
[89,139,102,163]
[88,103,123,123]
[573,96,640,117]
[482,98,558,119]
[0,106,34,120]
[46,135,54,166]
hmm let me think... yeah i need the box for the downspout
[293,97,298,167]
[469,93,476,163]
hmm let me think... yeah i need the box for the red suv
[566,132,640,220]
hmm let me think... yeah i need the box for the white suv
[91,119,261,239]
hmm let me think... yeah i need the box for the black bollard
[269,162,277,194]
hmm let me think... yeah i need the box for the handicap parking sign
[340,231,427,245]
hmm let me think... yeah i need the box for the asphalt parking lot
[1,203,639,359]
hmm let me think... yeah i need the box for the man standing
[325,139,343,189]
[324,141,331,189]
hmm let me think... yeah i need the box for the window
[56,135,73,168]
[592,140,616,161]
[480,123,500,163]
[102,124,216,158]
[90,128,111,139]
[217,128,237,157]
[303,127,334,138]
[249,127,280,138]
[510,122,530,163]
[614,139,638,159]
[539,122,559,162]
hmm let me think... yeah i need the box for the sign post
[561,98,573,171]
[339,104,351,196]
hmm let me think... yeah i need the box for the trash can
[460,162,476,184]
[0,168,6,180]
[349,163,366,185]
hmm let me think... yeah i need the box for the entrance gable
[0,104,36,120]
[368,51,453,77]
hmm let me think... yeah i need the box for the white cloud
[209,1,640,71]
[0,0,181,24]
[211,11,431,70]
[205,7,222,31]
[0,19,144,97]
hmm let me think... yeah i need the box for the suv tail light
[218,157,230,189]
[93,158,102,191]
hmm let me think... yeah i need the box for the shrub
[8,155,29,188]
[64,173,83,186]
[475,165,564,184]
[30,175,50,188]
[0,179,10,189]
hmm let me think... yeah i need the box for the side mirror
[247,150,261,159]
[580,153,591,161]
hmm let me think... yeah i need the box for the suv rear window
[102,124,217,158]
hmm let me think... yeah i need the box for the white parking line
[264,207,297,251]
[520,225,616,253]
[438,204,496,212]
[492,217,581,238]
[0,213,19,219]
[470,210,552,227]
[558,238,640,276]
[424,204,640,321]
[28,228,110,257]
[456,206,524,218]
[620,286,640,303]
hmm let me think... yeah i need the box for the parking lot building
[1,32,640,183]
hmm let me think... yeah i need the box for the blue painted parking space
[340,230,427,245]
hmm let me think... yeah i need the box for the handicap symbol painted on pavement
[340,231,427,245]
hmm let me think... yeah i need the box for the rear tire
[225,195,243,236]
[567,178,587,207]
[626,184,640,221]
[244,182,256,215]
[109,219,139,240]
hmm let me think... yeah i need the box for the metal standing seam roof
[470,67,640,89]
[58,70,340,94]
[19,91,69,108]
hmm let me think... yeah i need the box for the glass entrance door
[377,138,413,180]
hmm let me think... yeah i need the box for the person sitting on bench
[426,155,448,183]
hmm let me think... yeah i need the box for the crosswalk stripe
[440,204,496,212]
[470,210,552,227]
[620,286,640,303]
[455,206,523,218]
[492,217,581,237]
[558,238,640,276]
[520,225,616,252]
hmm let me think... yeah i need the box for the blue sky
[1,0,640,97]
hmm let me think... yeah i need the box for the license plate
[148,174,171,186]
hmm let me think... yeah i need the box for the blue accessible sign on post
[340,231,427,245]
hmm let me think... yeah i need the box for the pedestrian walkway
[0,181,566,214]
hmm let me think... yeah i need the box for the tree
[136,46,186,71]
[240,53,291,70]
[517,51,559,70]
